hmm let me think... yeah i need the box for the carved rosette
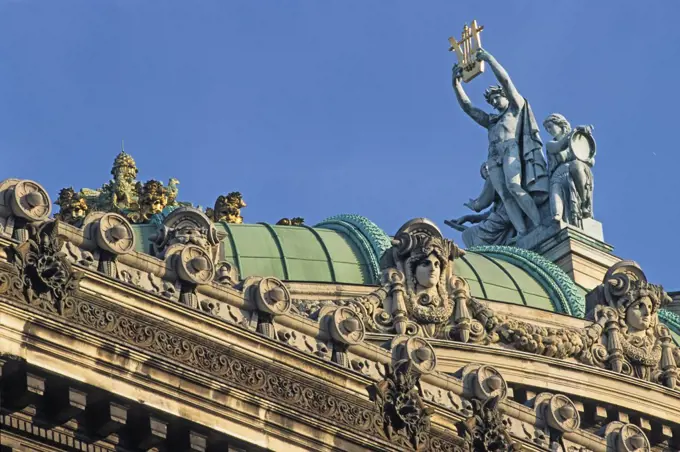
[176,245,215,286]
[534,393,580,433]
[604,422,651,452]
[255,277,291,316]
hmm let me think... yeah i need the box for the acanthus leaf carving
[371,336,437,451]
[5,220,82,313]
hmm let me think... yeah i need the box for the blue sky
[1,1,679,289]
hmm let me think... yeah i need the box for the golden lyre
[448,20,484,83]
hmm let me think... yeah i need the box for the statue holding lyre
[448,20,485,83]
[449,22,549,238]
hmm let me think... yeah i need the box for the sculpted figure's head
[484,85,508,111]
[626,296,653,334]
[543,113,572,139]
[414,253,442,290]
[618,282,665,337]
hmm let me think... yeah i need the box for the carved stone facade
[1,188,678,451]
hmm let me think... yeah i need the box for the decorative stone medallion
[617,424,650,452]
[9,180,51,221]
[535,393,580,433]
[176,245,215,285]
[392,336,437,375]
[328,306,366,345]
[95,212,136,255]
[255,277,291,315]
[472,365,507,402]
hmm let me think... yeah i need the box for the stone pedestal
[517,219,619,291]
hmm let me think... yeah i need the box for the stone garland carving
[344,219,680,390]
[371,336,437,451]
[0,253,467,450]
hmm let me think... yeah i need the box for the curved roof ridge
[315,214,391,283]
[659,309,680,336]
[468,245,586,317]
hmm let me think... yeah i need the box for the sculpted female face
[544,121,562,139]
[415,254,441,289]
[627,296,653,332]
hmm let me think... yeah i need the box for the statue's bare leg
[570,161,593,217]
[487,164,527,235]
[550,180,564,222]
[503,145,541,228]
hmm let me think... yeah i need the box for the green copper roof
[219,223,374,284]
[128,217,581,315]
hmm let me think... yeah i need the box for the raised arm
[452,65,490,128]
[476,49,523,110]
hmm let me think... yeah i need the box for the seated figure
[445,163,515,247]
[543,113,595,225]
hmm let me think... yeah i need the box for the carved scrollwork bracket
[3,220,82,313]
[534,393,580,434]
[167,244,216,309]
[457,364,521,452]
[371,336,437,451]
[603,422,650,452]
[242,276,291,340]
[318,305,366,368]
[0,179,52,242]
[83,212,135,278]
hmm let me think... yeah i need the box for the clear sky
[1,1,679,289]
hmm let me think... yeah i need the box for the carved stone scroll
[0,179,52,241]
[371,336,437,451]
[604,422,651,452]
[534,392,580,433]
